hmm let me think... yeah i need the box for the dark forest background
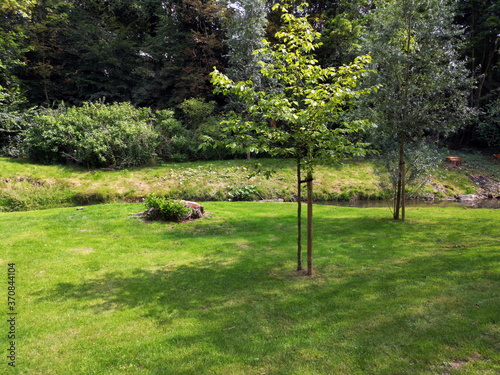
[1,0,498,166]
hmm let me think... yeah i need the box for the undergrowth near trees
[25,102,158,168]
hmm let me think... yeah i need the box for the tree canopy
[1,0,495,113]
[0,0,496,160]
[362,0,472,220]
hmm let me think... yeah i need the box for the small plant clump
[143,193,197,222]
[227,184,261,201]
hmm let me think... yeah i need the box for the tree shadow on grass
[37,209,500,374]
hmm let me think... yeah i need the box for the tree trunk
[306,172,313,276]
[394,133,406,221]
[296,158,303,271]
[401,153,406,222]
[400,133,406,221]
[394,171,402,220]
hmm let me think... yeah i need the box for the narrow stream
[318,199,500,209]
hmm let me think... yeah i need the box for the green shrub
[154,109,196,162]
[0,90,34,157]
[144,194,191,222]
[155,104,232,162]
[227,184,262,201]
[178,98,217,130]
[25,102,158,168]
[196,116,235,160]
[376,141,439,198]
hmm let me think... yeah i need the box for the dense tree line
[6,0,226,107]
[0,0,498,157]
[1,1,496,107]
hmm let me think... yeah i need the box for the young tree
[363,0,471,220]
[210,3,376,275]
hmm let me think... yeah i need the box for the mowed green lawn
[1,202,499,374]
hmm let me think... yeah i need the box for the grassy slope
[1,202,499,374]
[2,151,497,211]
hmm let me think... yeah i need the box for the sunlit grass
[1,157,386,210]
[1,155,484,212]
[1,202,498,374]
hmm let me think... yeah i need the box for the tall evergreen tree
[0,0,34,96]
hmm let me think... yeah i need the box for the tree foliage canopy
[362,0,472,220]
[210,3,378,274]
[211,4,376,167]
[0,0,496,153]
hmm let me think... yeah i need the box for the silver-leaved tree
[363,0,471,221]
[209,3,378,276]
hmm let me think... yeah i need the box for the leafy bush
[1,133,25,158]
[178,98,217,130]
[144,194,191,222]
[0,89,33,157]
[178,98,244,160]
[154,109,196,162]
[155,105,232,162]
[25,102,158,168]
[376,141,440,198]
[227,184,262,201]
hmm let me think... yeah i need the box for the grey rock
[458,194,480,201]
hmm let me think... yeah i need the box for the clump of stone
[180,200,205,220]
[467,175,500,200]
